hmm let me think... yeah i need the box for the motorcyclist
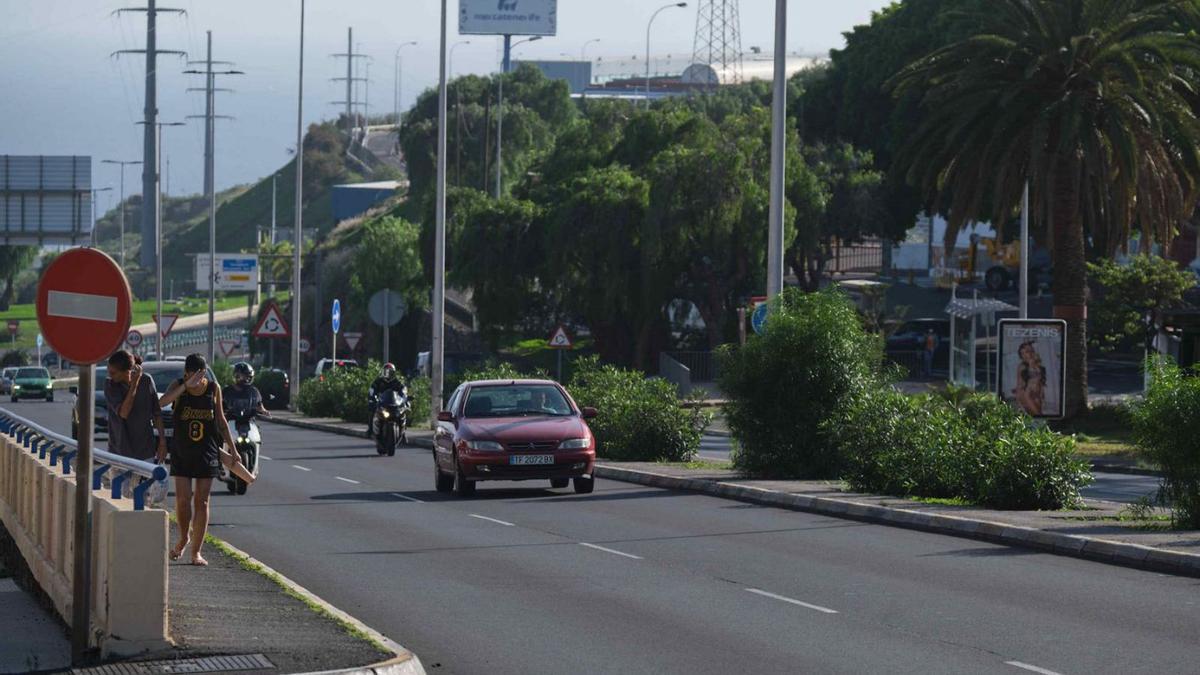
[367,363,406,437]
[222,362,271,419]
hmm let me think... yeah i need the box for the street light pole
[291,0,305,409]
[393,41,417,127]
[496,35,541,198]
[1019,181,1030,319]
[450,40,470,79]
[645,3,687,108]
[766,0,786,299]
[89,187,113,247]
[580,38,600,63]
[101,160,141,268]
[140,121,184,359]
[433,0,449,422]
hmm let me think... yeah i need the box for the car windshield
[17,368,48,379]
[463,385,573,418]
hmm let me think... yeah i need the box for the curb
[269,416,369,439]
[208,536,426,675]
[591,464,1200,579]
[1088,460,1162,477]
[265,414,1198,580]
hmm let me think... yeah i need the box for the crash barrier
[0,408,170,657]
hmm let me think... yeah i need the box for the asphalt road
[9,400,1199,675]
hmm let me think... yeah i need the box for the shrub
[296,362,377,424]
[255,368,289,409]
[407,375,431,427]
[210,360,233,388]
[568,356,709,462]
[837,388,1092,510]
[446,361,542,395]
[0,351,29,368]
[717,289,881,479]
[1133,361,1200,528]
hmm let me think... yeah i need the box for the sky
[0,1,893,202]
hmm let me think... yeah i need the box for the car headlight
[560,438,590,449]
[465,440,503,451]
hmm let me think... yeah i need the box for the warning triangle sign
[547,325,573,349]
[253,302,290,339]
[219,340,240,358]
[153,314,179,340]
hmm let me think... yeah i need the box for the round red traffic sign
[126,330,144,348]
[36,248,133,365]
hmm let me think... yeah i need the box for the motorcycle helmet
[233,362,255,385]
[382,363,396,380]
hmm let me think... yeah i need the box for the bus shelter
[944,287,1018,391]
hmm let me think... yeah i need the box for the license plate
[510,455,554,465]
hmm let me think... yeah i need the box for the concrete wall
[0,434,169,657]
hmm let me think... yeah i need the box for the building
[331,181,401,222]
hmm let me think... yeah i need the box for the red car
[434,379,598,496]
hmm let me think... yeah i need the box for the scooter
[224,401,261,494]
[371,388,410,457]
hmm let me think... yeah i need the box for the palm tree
[890,0,1200,417]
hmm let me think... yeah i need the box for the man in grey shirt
[105,350,166,461]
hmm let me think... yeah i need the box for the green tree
[890,0,1200,417]
[0,247,38,311]
[1088,255,1196,353]
[348,216,427,322]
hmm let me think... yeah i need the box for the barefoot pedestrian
[158,354,246,566]
[104,350,167,462]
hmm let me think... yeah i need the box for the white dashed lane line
[291,465,311,472]
[744,588,838,614]
[469,514,515,527]
[259,455,273,460]
[579,543,643,560]
[335,476,361,485]
[391,493,424,503]
[1005,661,1065,675]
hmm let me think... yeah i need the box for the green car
[11,367,54,402]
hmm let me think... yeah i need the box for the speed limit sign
[126,330,144,348]
[298,338,312,354]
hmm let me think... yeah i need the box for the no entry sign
[36,248,132,365]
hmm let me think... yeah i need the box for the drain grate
[74,653,275,675]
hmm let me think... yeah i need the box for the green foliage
[407,375,431,427]
[1088,255,1196,352]
[836,388,1091,510]
[0,247,38,311]
[445,361,542,398]
[348,216,426,318]
[717,289,882,478]
[568,356,709,462]
[1133,361,1200,528]
[0,351,30,368]
[210,360,233,388]
[296,363,376,424]
[254,369,289,410]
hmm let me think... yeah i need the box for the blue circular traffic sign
[751,303,769,336]
[331,299,342,335]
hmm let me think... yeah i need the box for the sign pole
[71,363,95,663]
[383,298,390,365]
[556,348,563,383]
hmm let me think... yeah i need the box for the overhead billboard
[460,0,557,36]
[0,156,92,245]
[196,254,260,292]
[998,319,1067,419]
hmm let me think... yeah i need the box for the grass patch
[907,496,973,507]
[201,533,391,656]
[654,459,734,471]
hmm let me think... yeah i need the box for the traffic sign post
[7,320,17,347]
[36,333,43,364]
[219,339,240,359]
[344,331,363,352]
[126,329,144,357]
[750,296,769,336]
[152,314,179,359]
[331,299,341,362]
[369,289,406,365]
[547,325,573,382]
[35,247,133,664]
[253,301,290,340]
[298,337,312,354]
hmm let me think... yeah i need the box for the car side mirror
[581,407,598,420]
[69,386,78,395]
[437,411,455,423]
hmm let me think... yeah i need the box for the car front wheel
[574,476,595,494]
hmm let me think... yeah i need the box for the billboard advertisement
[460,0,557,36]
[196,254,259,292]
[0,156,92,245]
[998,319,1067,419]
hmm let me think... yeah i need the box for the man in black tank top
[158,354,245,567]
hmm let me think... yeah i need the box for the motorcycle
[371,387,410,457]
[224,401,262,494]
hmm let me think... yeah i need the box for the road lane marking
[744,588,838,614]
[335,476,361,485]
[291,465,311,472]
[469,514,515,526]
[391,493,424,503]
[1005,662,1064,675]
[579,543,642,560]
[260,455,273,460]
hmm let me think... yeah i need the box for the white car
[314,358,360,381]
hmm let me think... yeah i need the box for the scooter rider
[367,363,405,437]
[222,362,271,419]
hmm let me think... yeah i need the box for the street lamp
[496,35,541,198]
[290,0,306,409]
[581,38,600,63]
[393,41,417,127]
[450,40,471,79]
[645,2,687,108]
[432,0,449,424]
[766,0,786,299]
[100,159,142,268]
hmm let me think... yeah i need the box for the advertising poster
[460,0,557,36]
[998,319,1067,418]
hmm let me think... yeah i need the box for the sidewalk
[268,412,1199,579]
[2,505,423,674]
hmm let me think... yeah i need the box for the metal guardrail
[141,325,244,356]
[0,408,168,510]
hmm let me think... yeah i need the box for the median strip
[469,514,514,527]
[579,543,642,560]
[745,588,838,614]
